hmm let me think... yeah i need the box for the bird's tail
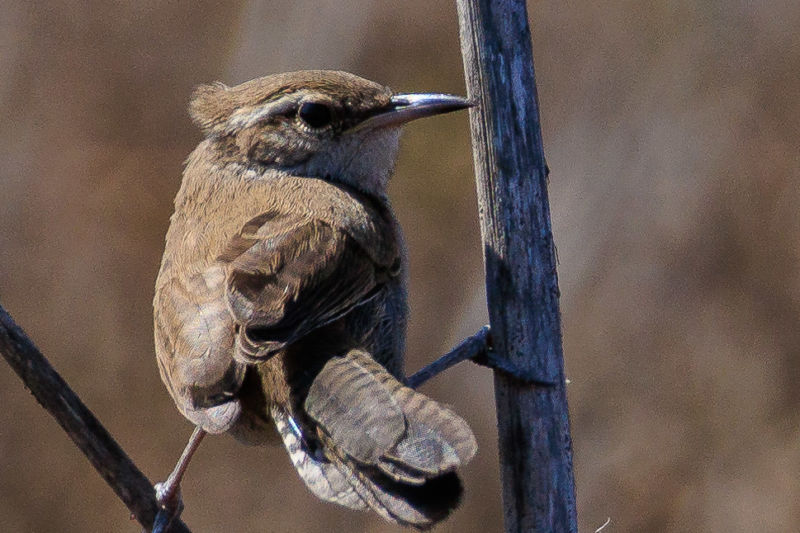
[275,349,477,529]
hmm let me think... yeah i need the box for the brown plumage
[154,70,475,528]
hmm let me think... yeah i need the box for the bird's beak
[348,93,473,133]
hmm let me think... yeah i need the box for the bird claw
[154,481,184,511]
[152,480,184,533]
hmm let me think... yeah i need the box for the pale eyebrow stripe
[224,96,298,133]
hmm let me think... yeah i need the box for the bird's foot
[151,426,206,533]
[152,480,184,533]
[155,479,184,512]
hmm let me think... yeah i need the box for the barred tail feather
[271,407,367,510]
[298,349,477,528]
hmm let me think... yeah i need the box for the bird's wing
[154,264,246,433]
[218,210,397,363]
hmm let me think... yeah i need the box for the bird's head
[189,70,470,197]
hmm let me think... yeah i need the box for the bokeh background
[1,1,798,532]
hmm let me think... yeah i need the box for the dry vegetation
[1,1,798,532]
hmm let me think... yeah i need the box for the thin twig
[0,303,190,533]
[405,326,490,389]
[405,326,556,390]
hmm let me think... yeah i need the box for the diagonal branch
[405,325,557,390]
[405,326,491,389]
[0,303,190,533]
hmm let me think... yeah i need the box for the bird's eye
[298,102,333,129]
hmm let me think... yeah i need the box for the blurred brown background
[1,1,798,532]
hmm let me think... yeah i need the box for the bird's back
[155,161,407,435]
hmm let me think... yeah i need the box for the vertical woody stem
[454,1,578,531]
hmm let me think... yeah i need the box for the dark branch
[455,0,578,532]
[405,326,491,389]
[0,303,190,533]
[406,326,556,389]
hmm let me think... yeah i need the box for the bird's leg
[405,325,556,388]
[153,426,206,532]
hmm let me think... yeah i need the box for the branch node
[473,349,556,387]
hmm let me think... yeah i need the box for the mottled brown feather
[154,70,474,528]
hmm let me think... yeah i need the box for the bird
[153,70,476,529]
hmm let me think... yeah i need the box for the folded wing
[219,210,395,363]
